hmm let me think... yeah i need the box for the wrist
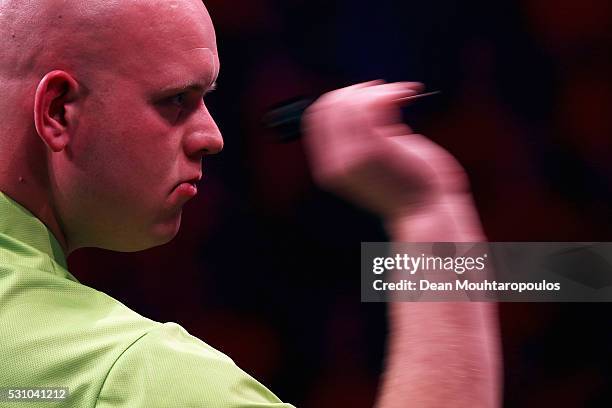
[384,193,486,242]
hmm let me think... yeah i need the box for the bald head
[0,0,222,253]
[1,0,215,82]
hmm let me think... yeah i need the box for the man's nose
[183,105,224,157]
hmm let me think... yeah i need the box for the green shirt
[0,192,294,407]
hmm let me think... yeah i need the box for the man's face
[52,0,223,252]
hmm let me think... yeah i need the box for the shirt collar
[0,191,70,274]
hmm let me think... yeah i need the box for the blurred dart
[262,91,440,143]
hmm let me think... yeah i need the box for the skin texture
[0,0,222,253]
[0,1,500,406]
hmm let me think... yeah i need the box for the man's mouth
[173,175,201,198]
[174,181,198,198]
[176,174,202,189]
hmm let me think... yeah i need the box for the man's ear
[34,70,81,152]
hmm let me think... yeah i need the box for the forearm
[376,195,502,408]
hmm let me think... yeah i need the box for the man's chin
[99,212,183,253]
[149,211,183,246]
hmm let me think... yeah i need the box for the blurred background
[70,0,612,406]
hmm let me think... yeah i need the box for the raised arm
[302,81,502,407]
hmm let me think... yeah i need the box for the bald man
[0,0,500,407]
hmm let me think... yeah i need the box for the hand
[302,81,469,224]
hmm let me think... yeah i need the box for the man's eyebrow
[156,77,218,96]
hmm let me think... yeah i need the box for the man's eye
[170,93,187,107]
[156,93,190,123]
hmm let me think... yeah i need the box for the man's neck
[0,183,69,255]
[0,133,69,255]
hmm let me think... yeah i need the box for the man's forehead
[94,0,216,50]
[99,1,219,91]
[188,47,220,81]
